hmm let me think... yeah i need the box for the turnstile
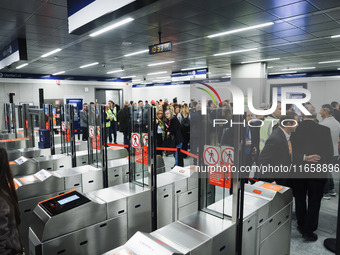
[103,181,293,255]
[28,166,199,254]
[29,184,151,255]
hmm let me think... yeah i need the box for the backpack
[181,113,190,130]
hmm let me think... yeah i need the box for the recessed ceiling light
[80,62,99,68]
[241,58,280,64]
[107,69,124,74]
[268,71,298,75]
[331,35,340,38]
[181,66,207,71]
[41,48,62,58]
[52,71,65,75]
[281,67,315,71]
[207,22,274,38]
[319,60,340,64]
[147,71,167,75]
[214,48,258,57]
[267,66,274,69]
[124,49,148,57]
[90,17,134,37]
[121,75,136,79]
[16,63,28,69]
[148,61,175,67]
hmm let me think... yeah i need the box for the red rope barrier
[107,143,129,148]
[156,147,177,151]
[180,149,199,159]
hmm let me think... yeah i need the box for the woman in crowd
[0,147,22,255]
[177,103,190,157]
[156,110,165,156]
[164,109,183,166]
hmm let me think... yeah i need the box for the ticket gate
[29,185,151,255]
[27,166,199,255]
[103,181,293,255]
[10,146,128,177]
[16,158,129,252]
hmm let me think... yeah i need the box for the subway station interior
[2,0,340,254]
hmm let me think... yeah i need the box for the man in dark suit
[291,104,333,242]
[257,111,299,186]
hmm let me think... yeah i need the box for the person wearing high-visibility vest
[105,104,114,143]
[108,100,117,144]
[259,102,281,152]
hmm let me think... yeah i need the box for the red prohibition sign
[131,134,140,148]
[89,126,95,138]
[221,147,234,164]
[204,147,219,166]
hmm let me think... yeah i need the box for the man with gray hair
[320,104,340,199]
[292,104,333,242]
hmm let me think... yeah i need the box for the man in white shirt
[320,104,340,199]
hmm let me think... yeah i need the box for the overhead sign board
[171,69,207,82]
[0,39,27,70]
[149,41,172,55]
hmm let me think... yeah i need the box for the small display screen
[57,195,80,205]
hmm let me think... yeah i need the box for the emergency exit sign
[149,41,172,55]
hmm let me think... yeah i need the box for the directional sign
[89,126,95,138]
[203,146,220,166]
[142,133,148,147]
[131,133,140,148]
[221,146,234,166]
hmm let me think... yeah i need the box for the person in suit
[257,111,299,186]
[291,104,333,242]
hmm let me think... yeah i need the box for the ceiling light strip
[124,50,148,57]
[41,48,62,58]
[80,62,99,68]
[52,71,65,75]
[148,61,175,67]
[121,75,136,79]
[90,18,134,37]
[268,71,298,75]
[281,67,315,71]
[16,63,28,69]
[319,60,340,64]
[107,69,124,74]
[214,48,258,57]
[147,71,167,76]
[241,58,280,64]
[208,22,274,38]
[181,66,207,71]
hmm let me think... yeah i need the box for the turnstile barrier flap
[152,221,212,254]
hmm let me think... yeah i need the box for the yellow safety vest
[106,109,113,128]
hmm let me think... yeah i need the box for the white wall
[0,78,132,129]
[267,76,340,114]
[132,84,191,104]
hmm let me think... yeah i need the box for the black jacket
[117,106,130,132]
[291,119,333,178]
[166,116,183,145]
[0,195,22,255]
[257,127,292,186]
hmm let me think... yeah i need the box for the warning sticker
[131,133,140,148]
[203,146,220,166]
